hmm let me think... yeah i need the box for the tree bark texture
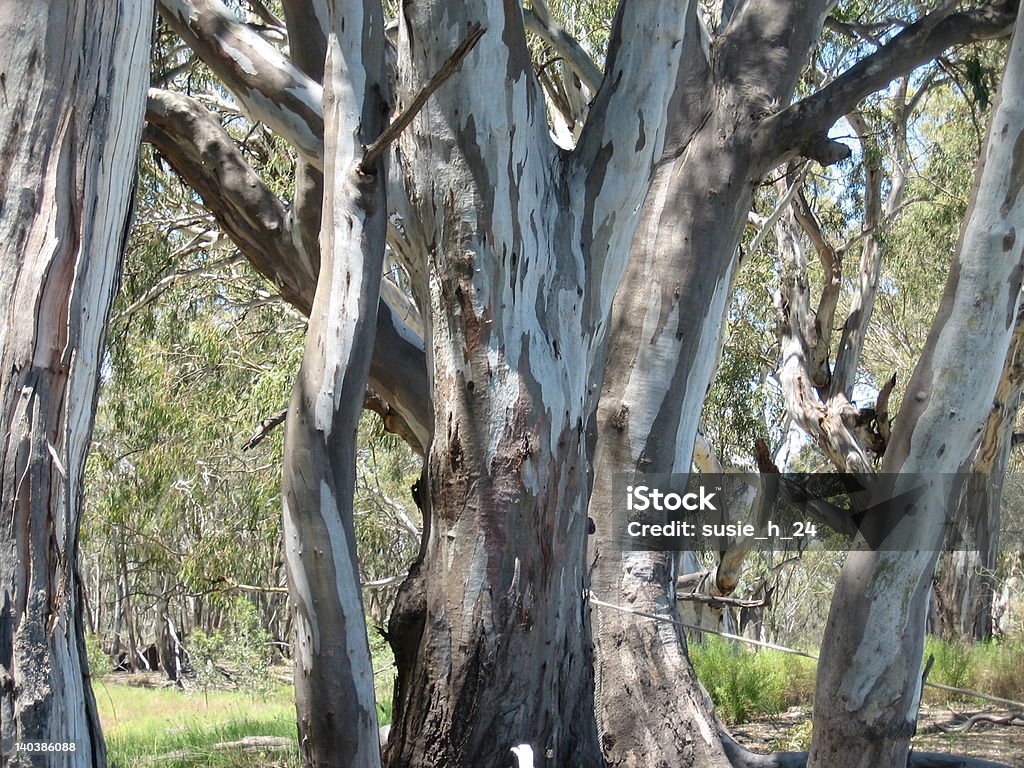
[280,1,388,766]
[383,2,696,765]
[808,18,1024,766]
[588,4,832,765]
[0,1,152,765]
[134,1,1022,766]
[933,304,1024,641]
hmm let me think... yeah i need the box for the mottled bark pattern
[385,2,692,765]
[588,4,831,765]
[0,1,151,765]
[280,1,389,766]
[933,306,1024,642]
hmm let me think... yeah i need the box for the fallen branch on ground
[935,711,1024,733]
[145,736,294,763]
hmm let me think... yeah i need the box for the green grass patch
[689,636,816,724]
[924,637,1024,706]
[94,678,299,767]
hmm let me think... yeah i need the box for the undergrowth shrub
[85,632,114,679]
[691,637,784,723]
[923,636,1024,705]
[188,597,273,697]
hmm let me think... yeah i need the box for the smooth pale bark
[143,2,1022,766]
[0,1,151,764]
[279,0,388,766]
[157,0,325,169]
[808,20,1024,766]
[147,0,432,449]
[151,0,1019,461]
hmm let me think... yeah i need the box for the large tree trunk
[383,2,694,765]
[131,1,1022,765]
[0,1,151,764]
[933,305,1024,641]
[587,4,831,765]
[808,20,1024,766]
[279,1,388,766]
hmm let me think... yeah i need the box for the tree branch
[145,88,431,451]
[571,0,698,315]
[759,1,1017,166]
[157,0,324,168]
[280,0,327,80]
[361,24,486,172]
[522,0,602,93]
[245,0,284,30]
[145,88,317,311]
[830,102,910,400]
[241,407,288,450]
[676,592,768,609]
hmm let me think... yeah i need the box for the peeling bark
[384,1,693,764]
[139,1,1024,766]
[0,1,152,764]
[934,305,1024,641]
[588,3,832,765]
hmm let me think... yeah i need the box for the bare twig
[361,24,486,171]
[241,407,288,451]
[221,578,288,595]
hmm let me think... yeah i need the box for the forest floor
[96,672,1023,766]
[732,704,1024,766]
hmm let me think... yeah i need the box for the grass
[94,678,300,767]
[94,657,398,768]
[94,635,1021,763]
[689,636,816,724]
[923,637,1024,705]
[690,634,1024,726]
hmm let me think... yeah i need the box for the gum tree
[0,1,152,764]
[278,0,390,764]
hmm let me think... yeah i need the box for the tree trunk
[117,542,138,673]
[280,1,388,766]
[384,2,695,764]
[130,1,1023,765]
[0,1,151,764]
[587,4,830,765]
[933,305,1024,641]
[808,20,1024,766]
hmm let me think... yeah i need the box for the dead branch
[677,592,769,610]
[241,407,288,450]
[936,711,1024,733]
[362,24,486,171]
